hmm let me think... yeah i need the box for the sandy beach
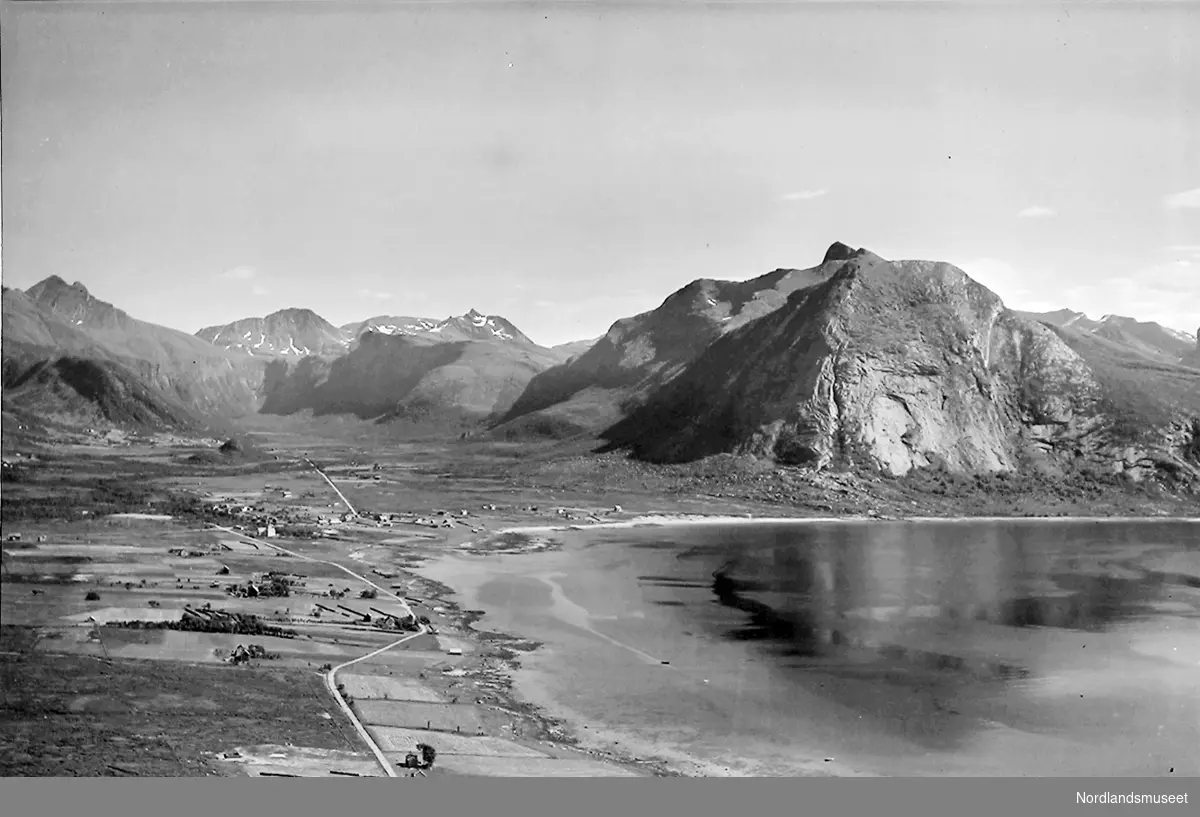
[498,513,1200,536]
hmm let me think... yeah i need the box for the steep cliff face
[601,246,1200,485]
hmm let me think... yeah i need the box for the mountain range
[3,245,1198,488]
[1015,308,1196,366]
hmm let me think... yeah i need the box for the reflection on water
[457,519,1198,774]
[646,520,1200,761]
[707,523,1198,640]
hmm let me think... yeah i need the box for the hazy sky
[3,1,1198,346]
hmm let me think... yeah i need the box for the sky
[2,1,1198,347]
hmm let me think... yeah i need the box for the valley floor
[1,429,1196,777]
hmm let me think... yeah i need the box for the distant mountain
[341,309,537,346]
[1018,309,1197,365]
[259,329,561,425]
[595,245,1200,486]
[3,281,562,436]
[2,283,250,435]
[550,337,600,362]
[196,308,353,358]
[18,276,264,415]
[340,314,434,339]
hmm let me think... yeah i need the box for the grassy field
[0,627,358,777]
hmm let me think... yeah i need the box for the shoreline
[403,558,682,777]
[497,512,1200,536]
[423,512,1200,778]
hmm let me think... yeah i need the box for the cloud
[1017,205,1056,218]
[219,265,257,280]
[357,288,393,301]
[779,189,827,202]
[251,284,269,296]
[1164,187,1200,209]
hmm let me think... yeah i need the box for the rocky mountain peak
[822,241,867,264]
[196,308,351,358]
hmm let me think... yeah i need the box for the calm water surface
[457,520,1200,776]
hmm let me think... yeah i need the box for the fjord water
[426,520,1200,776]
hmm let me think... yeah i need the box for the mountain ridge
[5,251,1198,493]
[196,308,353,358]
[591,245,1199,488]
[1017,308,1197,365]
[2,285,246,437]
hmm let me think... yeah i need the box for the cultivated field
[0,433,664,777]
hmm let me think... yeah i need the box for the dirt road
[304,458,360,517]
[209,523,421,778]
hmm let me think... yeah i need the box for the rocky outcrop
[601,246,1200,487]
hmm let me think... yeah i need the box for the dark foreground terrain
[0,627,357,777]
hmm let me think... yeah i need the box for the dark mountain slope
[259,330,561,424]
[495,247,855,436]
[19,277,263,418]
[4,353,204,432]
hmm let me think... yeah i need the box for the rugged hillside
[16,277,263,418]
[599,245,1200,487]
[5,280,558,434]
[495,248,854,436]
[3,355,204,432]
[341,309,537,346]
[2,287,228,435]
[259,329,561,424]
[196,309,353,358]
[1019,309,1197,365]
